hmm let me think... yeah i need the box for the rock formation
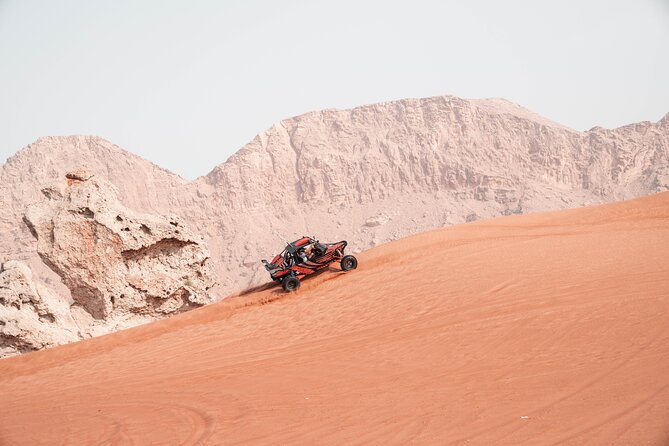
[0,95,668,314]
[0,135,186,300]
[0,169,217,358]
[0,260,79,357]
[24,171,216,320]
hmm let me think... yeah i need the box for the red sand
[1,193,669,445]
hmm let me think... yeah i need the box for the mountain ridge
[5,96,667,181]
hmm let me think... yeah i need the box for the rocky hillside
[2,96,668,299]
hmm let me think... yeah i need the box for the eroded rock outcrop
[0,260,79,357]
[24,171,216,320]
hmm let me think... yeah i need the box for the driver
[304,243,315,260]
[299,244,318,263]
[297,244,311,263]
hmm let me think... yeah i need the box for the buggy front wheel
[282,276,301,292]
[340,255,358,271]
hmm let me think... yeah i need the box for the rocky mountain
[194,96,668,290]
[1,96,667,351]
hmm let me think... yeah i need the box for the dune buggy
[262,236,358,291]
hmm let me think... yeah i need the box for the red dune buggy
[262,236,358,291]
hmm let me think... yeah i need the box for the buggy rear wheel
[282,276,301,292]
[340,255,358,271]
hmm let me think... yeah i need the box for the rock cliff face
[1,171,215,358]
[0,135,186,299]
[24,171,216,319]
[1,95,668,326]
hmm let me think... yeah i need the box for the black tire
[340,255,358,271]
[282,276,301,292]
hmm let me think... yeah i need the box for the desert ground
[1,192,668,445]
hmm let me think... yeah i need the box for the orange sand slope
[1,193,669,445]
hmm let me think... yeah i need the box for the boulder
[24,172,216,320]
[0,261,79,357]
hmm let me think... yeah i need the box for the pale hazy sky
[1,1,668,179]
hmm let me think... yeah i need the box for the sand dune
[1,193,668,445]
